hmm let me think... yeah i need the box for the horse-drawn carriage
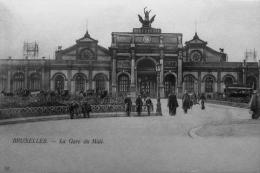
[224,85,253,103]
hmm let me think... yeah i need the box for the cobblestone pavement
[0,99,259,173]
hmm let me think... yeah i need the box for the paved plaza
[0,100,259,173]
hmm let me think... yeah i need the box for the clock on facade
[143,36,151,43]
[191,51,202,62]
[80,49,94,59]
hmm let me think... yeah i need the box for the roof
[76,30,98,43]
[185,32,207,45]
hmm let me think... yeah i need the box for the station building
[0,11,259,98]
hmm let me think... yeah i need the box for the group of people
[68,101,92,119]
[124,91,207,117]
[124,94,153,116]
[167,90,206,116]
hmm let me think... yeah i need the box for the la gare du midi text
[12,137,104,144]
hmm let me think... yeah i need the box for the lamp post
[156,63,162,116]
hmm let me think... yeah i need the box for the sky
[0,0,260,61]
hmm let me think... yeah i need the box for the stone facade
[0,12,259,98]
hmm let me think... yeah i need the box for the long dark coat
[124,97,132,112]
[199,95,206,110]
[82,102,92,113]
[182,93,191,110]
[168,94,179,110]
[136,97,143,113]
[249,93,260,119]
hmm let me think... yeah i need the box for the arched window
[0,75,7,91]
[29,73,41,91]
[205,77,214,93]
[224,76,233,87]
[55,75,65,92]
[13,72,25,91]
[118,74,130,93]
[164,74,176,96]
[75,74,85,92]
[94,74,106,94]
[184,75,194,93]
[246,76,257,90]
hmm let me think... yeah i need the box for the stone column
[177,51,183,98]
[88,68,92,90]
[71,80,75,94]
[198,71,201,95]
[50,80,54,90]
[41,58,46,90]
[111,49,117,96]
[7,58,12,92]
[130,49,136,98]
[159,48,164,98]
[242,60,246,85]
[25,65,28,89]
[242,69,246,85]
[67,69,72,92]
[64,80,68,90]
[217,70,221,93]
[41,67,45,90]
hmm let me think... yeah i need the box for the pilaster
[25,65,28,89]
[159,48,164,98]
[130,48,136,98]
[67,69,72,92]
[242,60,246,85]
[177,51,183,98]
[111,49,117,96]
[88,61,93,90]
[198,71,201,95]
[7,58,12,92]
[217,70,221,93]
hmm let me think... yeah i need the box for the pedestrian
[199,93,206,110]
[249,90,260,120]
[182,90,191,114]
[81,101,92,118]
[73,101,80,118]
[124,94,132,116]
[193,92,198,105]
[189,94,194,110]
[145,96,152,116]
[167,91,179,116]
[136,94,143,116]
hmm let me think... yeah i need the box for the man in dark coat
[249,90,260,119]
[73,101,80,118]
[168,92,179,116]
[68,102,74,119]
[81,101,92,118]
[145,97,153,116]
[136,95,143,116]
[199,93,206,110]
[124,95,132,116]
[182,90,191,114]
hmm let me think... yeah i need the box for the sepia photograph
[0,0,260,172]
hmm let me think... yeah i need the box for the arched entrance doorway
[246,76,257,90]
[164,74,176,97]
[136,58,157,98]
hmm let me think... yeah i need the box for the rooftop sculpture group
[138,7,156,28]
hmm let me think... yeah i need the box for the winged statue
[138,7,156,28]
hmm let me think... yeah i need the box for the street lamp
[156,63,162,116]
